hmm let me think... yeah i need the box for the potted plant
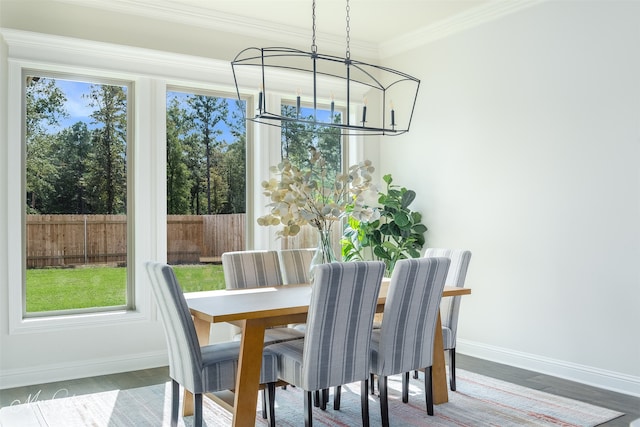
[342,174,427,275]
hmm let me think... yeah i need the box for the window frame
[21,71,135,318]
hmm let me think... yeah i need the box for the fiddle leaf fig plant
[342,174,427,275]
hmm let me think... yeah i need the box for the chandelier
[231,0,420,137]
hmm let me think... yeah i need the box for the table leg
[232,318,266,427]
[183,317,212,416]
[432,310,449,404]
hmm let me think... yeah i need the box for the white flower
[257,153,376,237]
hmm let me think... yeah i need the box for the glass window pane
[24,76,130,315]
[280,104,344,252]
[166,90,247,292]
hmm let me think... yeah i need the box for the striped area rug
[0,369,623,426]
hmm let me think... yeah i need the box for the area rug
[0,369,623,427]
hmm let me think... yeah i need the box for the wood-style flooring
[1,354,637,426]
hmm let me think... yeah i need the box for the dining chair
[277,248,316,332]
[419,248,472,391]
[221,250,305,343]
[278,248,316,285]
[266,261,385,427]
[144,261,279,427]
[370,257,450,425]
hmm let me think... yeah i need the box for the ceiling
[56,0,539,58]
[159,0,492,44]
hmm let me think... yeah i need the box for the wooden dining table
[185,279,471,427]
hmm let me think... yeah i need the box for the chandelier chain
[345,0,351,59]
[311,0,317,53]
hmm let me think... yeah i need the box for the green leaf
[394,211,410,227]
[413,224,428,234]
[383,174,393,185]
[401,190,416,209]
[387,222,401,237]
[388,189,402,199]
[374,246,391,260]
[382,241,397,251]
[407,248,421,258]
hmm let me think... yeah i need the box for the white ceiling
[55,0,541,58]
[160,0,492,44]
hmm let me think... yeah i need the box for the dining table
[185,278,471,427]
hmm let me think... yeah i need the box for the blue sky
[51,79,97,131]
[48,80,335,142]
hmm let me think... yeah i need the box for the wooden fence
[26,214,340,268]
[26,214,246,268]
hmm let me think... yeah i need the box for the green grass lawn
[25,264,225,313]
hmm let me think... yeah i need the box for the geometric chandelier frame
[231,0,420,137]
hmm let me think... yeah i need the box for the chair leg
[265,383,276,427]
[425,366,434,416]
[262,389,267,419]
[320,388,328,410]
[361,379,370,427]
[402,371,409,403]
[379,376,389,427]
[414,369,419,379]
[449,348,457,391]
[170,380,179,427]
[314,390,320,407]
[304,391,313,427]
[194,393,203,427]
[370,373,375,395]
[333,385,341,410]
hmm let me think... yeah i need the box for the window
[165,89,247,291]
[24,74,132,316]
[279,103,345,252]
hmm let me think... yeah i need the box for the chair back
[222,250,283,289]
[372,257,450,377]
[144,261,203,392]
[278,248,315,284]
[302,261,385,391]
[424,248,472,349]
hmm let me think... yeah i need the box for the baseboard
[457,339,640,398]
[0,351,168,390]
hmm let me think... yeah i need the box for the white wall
[380,1,640,395]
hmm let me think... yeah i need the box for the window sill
[9,309,149,335]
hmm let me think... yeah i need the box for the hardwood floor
[1,354,637,425]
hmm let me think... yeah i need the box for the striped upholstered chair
[266,261,385,427]
[278,248,316,285]
[370,257,450,425]
[421,248,472,391]
[144,261,279,427]
[277,248,316,332]
[221,250,305,343]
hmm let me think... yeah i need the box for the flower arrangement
[256,148,379,238]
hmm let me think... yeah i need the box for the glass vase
[308,228,337,282]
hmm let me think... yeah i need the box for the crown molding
[53,0,379,60]
[379,0,546,59]
[0,28,233,86]
[52,0,545,61]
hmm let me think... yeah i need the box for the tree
[25,77,67,213]
[84,84,127,214]
[281,105,342,188]
[187,95,228,214]
[166,99,192,214]
[222,99,247,214]
[49,122,92,213]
